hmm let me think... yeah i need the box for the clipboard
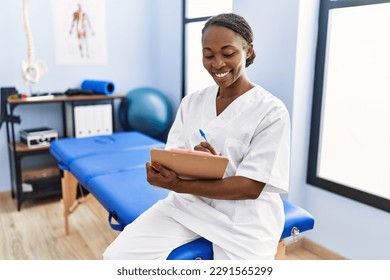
[150,148,229,179]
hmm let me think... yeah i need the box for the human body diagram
[69,4,94,58]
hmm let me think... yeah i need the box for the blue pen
[199,129,208,142]
[199,129,219,155]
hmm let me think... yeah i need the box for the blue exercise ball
[119,87,173,138]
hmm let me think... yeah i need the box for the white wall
[234,0,299,114]
[1,0,389,260]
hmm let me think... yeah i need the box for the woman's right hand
[194,141,219,155]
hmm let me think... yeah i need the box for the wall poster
[51,0,107,65]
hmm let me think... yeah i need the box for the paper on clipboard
[150,148,229,179]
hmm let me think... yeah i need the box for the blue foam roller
[81,80,115,95]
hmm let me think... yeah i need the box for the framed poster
[51,0,107,65]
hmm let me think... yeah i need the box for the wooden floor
[0,191,119,260]
[0,191,342,260]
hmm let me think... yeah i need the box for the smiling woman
[103,13,291,260]
[201,14,256,116]
[202,25,254,115]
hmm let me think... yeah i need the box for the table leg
[61,171,79,235]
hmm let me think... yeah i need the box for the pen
[199,129,219,155]
[199,129,208,142]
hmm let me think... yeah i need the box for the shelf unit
[5,94,126,210]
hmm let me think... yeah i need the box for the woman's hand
[194,141,219,155]
[146,162,180,190]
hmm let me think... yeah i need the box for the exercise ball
[119,87,173,138]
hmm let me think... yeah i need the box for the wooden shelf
[6,92,124,210]
[22,165,60,182]
[7,93,125,105]
[9,142,51,153]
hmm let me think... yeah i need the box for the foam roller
[81,80,115,95]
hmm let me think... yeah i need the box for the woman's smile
[213,71,231,78]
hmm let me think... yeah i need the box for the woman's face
[202,25,252,89]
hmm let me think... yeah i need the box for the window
[182,0,232,97]
[308,0,390,212]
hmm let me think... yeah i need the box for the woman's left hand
[146,162,180,191]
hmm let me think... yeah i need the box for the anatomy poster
[51,0,107,65]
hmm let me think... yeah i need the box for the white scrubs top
[155,84,291,259]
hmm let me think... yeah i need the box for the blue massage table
[50,131,314,260]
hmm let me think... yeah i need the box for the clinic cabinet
[6,94,125,210]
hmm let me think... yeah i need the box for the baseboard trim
[286,237,347,260]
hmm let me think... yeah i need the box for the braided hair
[202,13,256,67]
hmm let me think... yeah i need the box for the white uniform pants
[103,205,244,260]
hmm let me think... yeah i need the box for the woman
[103,13,290,260]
